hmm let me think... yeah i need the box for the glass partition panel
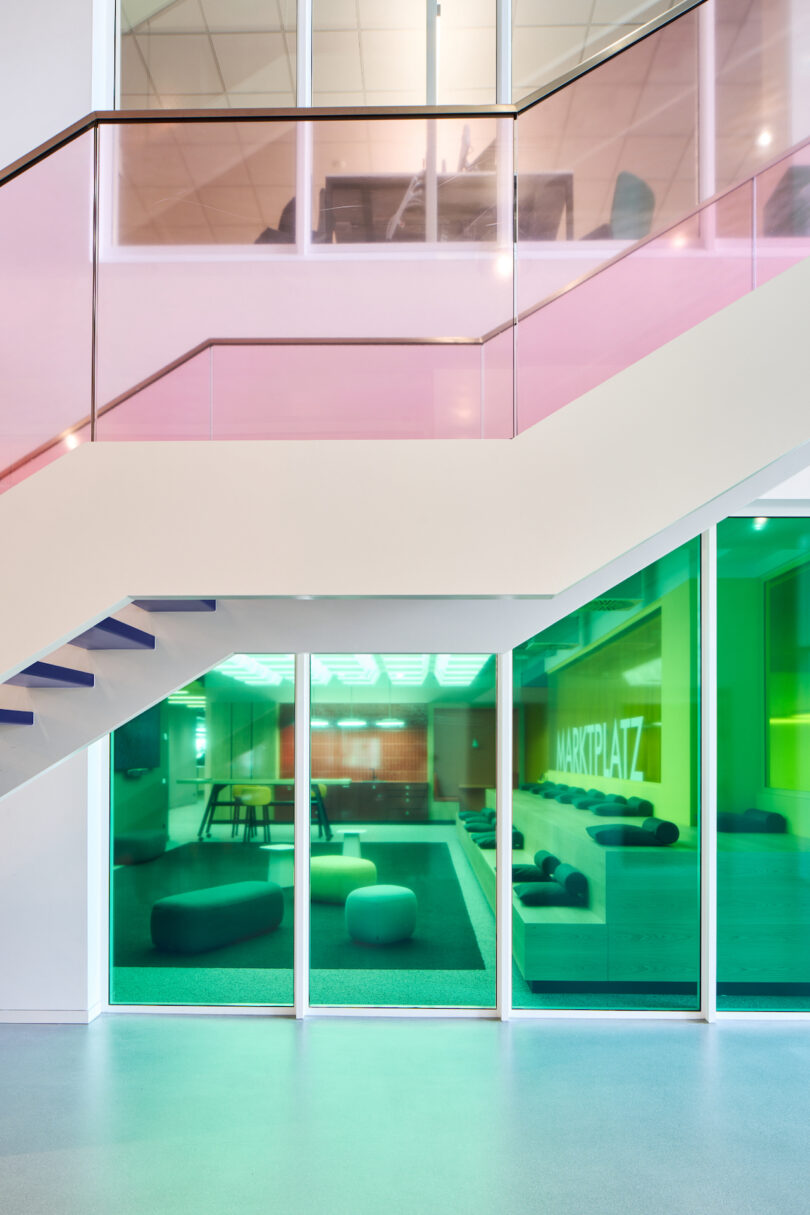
[309,653,497,1008]
[439,0,496,105]
[120,0,297,110]
[755,141,810,289]
[516,179,753,432]
[0,133,94,495]
[110,657,295,1006]
[512,541,700,1010]
[313,0,425,106]
[717,517,810,1012]
[715,0,810,195]
[512,1,682,103]
[515,10,699,315]
[96,116,514,441]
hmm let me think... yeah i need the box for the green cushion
[114,830,167,865]
[151,880,283,954]
[310,856,377,903]
[514,883,578,906]
[345,884,417,944]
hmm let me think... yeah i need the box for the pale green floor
[2,1017,810,1215]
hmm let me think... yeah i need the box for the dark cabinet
[323,782,429,823]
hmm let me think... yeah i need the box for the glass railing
[1,0,809,490]
[514,136,810,433]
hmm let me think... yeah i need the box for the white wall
[0,0,103,172]
[0,745,106,1021]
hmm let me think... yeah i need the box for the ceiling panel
[202,0,291,32]
[439,28,495,95]
[512,26,588,91]
[312,0,360,32]
[212,32,294,94]
[141,0,205,33]
[513,0,593,25]
[361,30,426,93]
[357,0,425,31]
[136,32,224,93]
[313,31,364,91]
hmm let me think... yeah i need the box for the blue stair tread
[0,708,34,725]
[6,661,95,689]
[70,617,156,651]
[133,599,216,613]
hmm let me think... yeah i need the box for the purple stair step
[133,599,216,613]
[0,708,34,725]
[70,617,156,651]
[6,661,95,689]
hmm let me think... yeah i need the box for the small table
[261,844,295,887]
[337,829,366,858]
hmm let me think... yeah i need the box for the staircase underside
[1,256,809,692]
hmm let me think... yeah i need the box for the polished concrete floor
[1,1016,809,1214]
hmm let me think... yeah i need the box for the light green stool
[310,855,377,903]
[345,884,417,945]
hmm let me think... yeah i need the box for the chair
[232,785,274,843]
[585,171,655,241]
[763,166,810,236]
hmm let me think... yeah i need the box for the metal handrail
[0,0,705,190]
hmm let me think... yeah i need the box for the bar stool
[232,785,274,843]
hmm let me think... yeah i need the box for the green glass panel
[308,653,497,1008]
[717,517,810,1011]
[109,657,295,1007]
[512,541,701,1010]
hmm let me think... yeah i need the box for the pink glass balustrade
[0,132,94,492]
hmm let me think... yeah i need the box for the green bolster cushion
[151,880,283,954]
[552,863,588,902]
[533,850,561,877]
[586,789,606,800]
[627,796,654,815]
[717,809,787,833]
[473,830,524,850]
[572,797,599,809]
[587,817,679,847]
[512,864,549,883]
[514,883,580,906]
[591,799,647,817]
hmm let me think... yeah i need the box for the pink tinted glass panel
[96,350,211,440]
[755,145,810,289]
[0,133,93,489]
[715,0,809,193]
[210,343,485,439]
[481,325,514,438]
[517,182,753,433]
[516,12,699,316]
[97,118,513,428]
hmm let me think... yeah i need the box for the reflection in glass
[109,655,295,1006]
[119,0,296,110]
[309,653,497,1008]
[313,0,425,107]
[718,518,810,1011]
[512,542,700,1010]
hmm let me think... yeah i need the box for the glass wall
[717,517,810,1011]
[120,1,297,109]
[109,656,295,1006]
[308,653,497,1008]
[512,541,701,1010]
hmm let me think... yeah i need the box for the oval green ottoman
[114,829,167,865]
[345,884,417,945]
[151,881,283,954]
[310,856,377,903]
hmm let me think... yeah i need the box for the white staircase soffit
[1,255,809,684]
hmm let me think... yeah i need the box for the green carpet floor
[113,840,484,974]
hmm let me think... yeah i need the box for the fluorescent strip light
[376,719,405,729]
[381,655,430,686]
[337,718,367,728]
[311,718,330,729]
[433,654,490,687]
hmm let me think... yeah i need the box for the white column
[698,0,716,203]
[700,528,717,1022]
[294,653,311,1018]
[496,0,512,106]
[496,650,513,1018]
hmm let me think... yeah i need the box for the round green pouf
[345,884,417,945]
[310,855,377,903]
